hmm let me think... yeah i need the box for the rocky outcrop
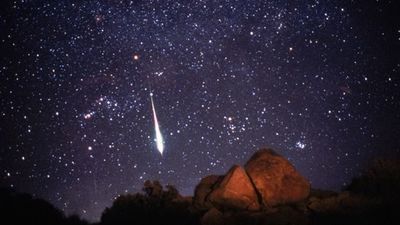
[194,148,310,211]
[245,148,310,206]
[208,165,260,210]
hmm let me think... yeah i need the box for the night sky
[1,0,399,221]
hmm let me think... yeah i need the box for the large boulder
[193,175,222,209]
[244,148,310,206]
[208,165,261,211]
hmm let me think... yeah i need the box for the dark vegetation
[101,180,200,225]
[346,159,400,197]
[0,187,88,225]
[0,159,399,225]
[307,159,400,225]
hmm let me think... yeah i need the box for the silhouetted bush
[100,180,200,225]
[346,159,400,199]
[0,187,88,225]
[308,158,400,225]
[65,214,91,225]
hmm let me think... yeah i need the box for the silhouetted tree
[143,180,163,197]
[101,181,200,225]
[165,184,179,200]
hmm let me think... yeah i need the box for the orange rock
[245,148,310,206]
[208,165,260,210]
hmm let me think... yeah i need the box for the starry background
[0,0,399,221]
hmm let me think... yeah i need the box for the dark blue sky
[1,0,399,221]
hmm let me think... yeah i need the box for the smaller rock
[193,175,222,209]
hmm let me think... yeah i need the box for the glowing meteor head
[155,132,164,155]
[154,118,164,155]
[150,93,164,155]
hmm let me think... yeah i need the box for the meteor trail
[150,93,164,155]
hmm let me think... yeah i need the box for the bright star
[296,141,306,149]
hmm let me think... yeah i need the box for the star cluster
[1,0,399,221]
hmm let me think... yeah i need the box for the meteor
[150,93,164,155]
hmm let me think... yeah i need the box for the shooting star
[150,93,164,155]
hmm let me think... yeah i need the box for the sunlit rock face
[208,165,261,211]
[245,148,310,206]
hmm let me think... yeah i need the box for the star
[133,54,140,61]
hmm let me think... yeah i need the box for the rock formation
[245,148,310,206]
[193,148,310,210]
